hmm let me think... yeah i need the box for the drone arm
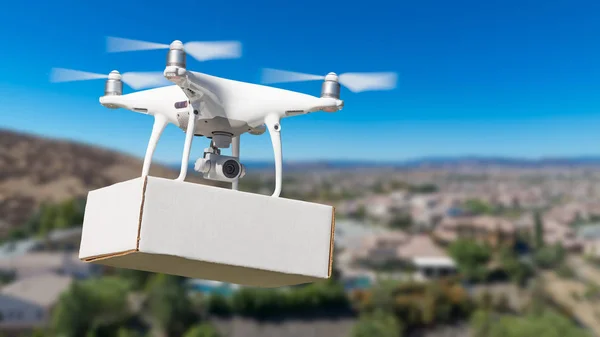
[232,135,240,191]
[176,104,197,182]
[141,113,168,177]
[265,114,282,197]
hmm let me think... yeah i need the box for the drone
[50,37,398,197]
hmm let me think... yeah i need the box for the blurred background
[2,0,600,336]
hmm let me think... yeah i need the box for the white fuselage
[100,71,341,137]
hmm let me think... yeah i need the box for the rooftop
[0,273,73,308]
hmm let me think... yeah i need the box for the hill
[198,156,600,173]
[0,129,220,231]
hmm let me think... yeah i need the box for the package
[78,176,336,287]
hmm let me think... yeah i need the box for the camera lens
[222,159,240,179]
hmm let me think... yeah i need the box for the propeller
[106,36,242,62]
[261,68,398,93]
[49,68,170,90]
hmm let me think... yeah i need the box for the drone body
[99,68,343,197]
[100,72,342,137]
[51,37,396,198]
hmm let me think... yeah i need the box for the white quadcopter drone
[50,37,398,197]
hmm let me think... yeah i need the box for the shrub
[350,309,403,337]
[206,293,232,317]
[534,244,566,269]
[556,263,576,279]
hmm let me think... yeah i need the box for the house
[516,213,582,251]
[545,203,588,225]
[0,273,73,334]
[0,252,100,280]
[582,239,600,258]
[364,195,394,220]
[409,194,445,230]
[351,232,457,281]
[433,215,516,247]
[539,219,582,251]
[396,234,456,280]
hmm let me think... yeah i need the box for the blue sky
[1,0,600,164]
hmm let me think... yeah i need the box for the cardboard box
[78,176,336,288]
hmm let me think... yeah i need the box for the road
[569,255,600,285]
[542,271,600,336]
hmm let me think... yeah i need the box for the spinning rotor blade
[120,72,170,90]
[50,68,108,82]
[49,68,169,90]
[261,68,398,93]
[338,72,397,93]
[184,41,242,61]
[106,36,169,52]
[261,68,325,84]
[106,36,242,61]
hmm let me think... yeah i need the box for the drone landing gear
[265,114,282,198]
[141,114,168,177]
[176,106,198,182]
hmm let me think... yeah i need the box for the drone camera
[195,153,246,183]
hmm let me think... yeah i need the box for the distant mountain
[174,156,600,173]
[0,129,220,231]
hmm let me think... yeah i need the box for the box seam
[81,249,137,262]
[328,206,336,278]
[136,176,149,251]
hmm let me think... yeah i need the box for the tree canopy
[448,239,492,282]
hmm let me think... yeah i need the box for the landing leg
[142,114,168,177]
[232,135,240,191]
[265,115,282,197]
[176,106,197,182]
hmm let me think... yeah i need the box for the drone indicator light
[174,101,188,109]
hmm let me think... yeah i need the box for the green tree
[500,247,533,287]
[116,328,143,337]
[389,213,412,230]
[534,211,544,249]
[118,268,153,291]
[55,198,84,229]
[183,323,221,337]
[448,239,492,283]
[38,204,58,237]
[51,277,131,337]
[464,199,493,215]
[350,309,403,337]
[534,243,565,269]
[146,274,195,336]
[206,293,232,317]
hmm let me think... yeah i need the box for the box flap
[79,177,147,259]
